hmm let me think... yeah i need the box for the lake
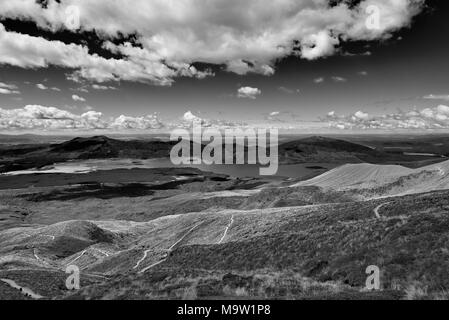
[2,158,338,180]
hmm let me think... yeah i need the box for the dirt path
[93,248,110,257]
[33,249,41,261]
[133,249,151,269]
[67,250,87,266]
[1,278,44,299]
[373,202,390,219]
[138,221,205,274]
[139,259,166,273]
[218,214,234,244]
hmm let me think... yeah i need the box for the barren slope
[294,160,449,197]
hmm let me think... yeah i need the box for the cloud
[0,105,106,130]
[92,84,117,90]
[0,23,203,86]
[300,30,339,60]
[183,111,203,124]
[314,76,347,83]
[75,87,89,93]
[0,82,20,94]
[358,71,368,76]
[177,110,246,129]
[0,105,165,131]
[72,94,86,102]
[423,94,449,101]
[0,82,18,90]
[325,105,449,130]
[266,111,282,121]
[0,0,425,85]
[111,114,163,130]
[226,60,274,76]
[0,88,20,95]
[342,51,372,57]
[36,83,61,91]
[332,76,347,82]
[237,86,261,99]
[278,86,299,94]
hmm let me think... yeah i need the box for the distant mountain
[0,135,446,173]
[0,136,176,173]
[278,136,443,166]
[0,133,73,145]
[49,135,174,159]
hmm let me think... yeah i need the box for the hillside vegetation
[0,189,448,300]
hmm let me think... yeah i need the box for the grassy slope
[31,190,447,300]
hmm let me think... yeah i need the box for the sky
[0,0,448,133]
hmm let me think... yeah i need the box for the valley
[0,135,448,300]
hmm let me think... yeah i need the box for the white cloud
[0,105,164,131]
[183,111,203,123]
[0,88,20,95]
[176,110,246,129]
[237,86,261,99]
[36,83,60,91]
[111,114,163,130]
[76,87,89,93]
[72,94,86,102]
[92,84,117,90]
[423,94,449,101]
[314,77,324,84]
[0,0,425,84]
[332,76,347,82]
[0,82,20,94]
[325,105,449,130]
[0,82,18,90]
[342,51,372,57]
[0,105,106,130]
[301,30,339,60]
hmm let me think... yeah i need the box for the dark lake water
[2,158,338,180]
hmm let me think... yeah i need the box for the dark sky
[0,0,447,132]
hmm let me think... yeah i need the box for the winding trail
[33,249,41,262]
[67,250,87,266]
[168,222,204,251]
[373,202,390,219]
[139,259,166,273]
[93,248,110,257]
[133,249,151,269]
[0,278,44,299]
[32,248,51,267]
[65,248,110,267]
[137,221,205,274]
[218,214,234,244]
